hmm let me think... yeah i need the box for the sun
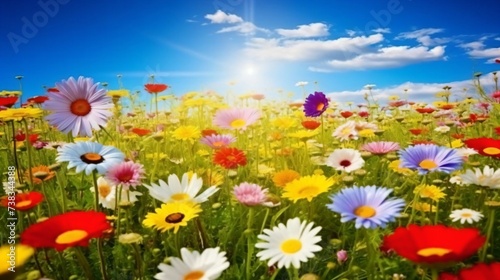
[245,65,255,76]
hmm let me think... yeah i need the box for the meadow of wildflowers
[1,71,500,280]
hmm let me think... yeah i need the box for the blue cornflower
[399,144,463,175]
[327,186,405,229]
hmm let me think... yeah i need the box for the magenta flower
[44,76,113,137]
[213,108,261,130]
[303,92,328,117]
[105,161,145,190]
[200,134,236,149]
[233,182,268,206]
[336,250,348,264]
[361,141,400,155]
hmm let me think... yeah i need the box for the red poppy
[0,96,19,108]
[213,147,247,169]
[409,128,427,136]
[144,84,168,94]
[202,129,218,137]
[15,133,39,143]
[301,120,321,130]
[389,100,407,107]
[439,104,455,110]
[46,87,59,93]
[416,108,435,114]
[382,224,485,266]
[340,111,353,118]
[464,138,500,158]
[439,262,500,280]
[0,192,44,211]
[27,95,49,104]
[358,111,369,118]
[21,211,111,251]
[131,128,151,136]
[469,113,488,123]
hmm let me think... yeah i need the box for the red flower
[340,111,353,118]
[416,107,435,114]
[382,224,485,266]
[469,113,488,123]
[389,100,407,107]
[0,192,44,211]
[0,96,19,108]
[213,147,247,169]
[21,211,111,251]
[15,133,39,143]
[27,95,49,104]
[439,104,455,110]
[301,120,321,130]
[131,128,151,136]
[358,111,369,118]
[409,128,427,136]
[440,262,500,280]
[144,84,168,94]
[202,129,218,137]
[464,138,500,158]
[47,87,59,93]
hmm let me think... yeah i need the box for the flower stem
[480,208,495,261]
[245,207,255,280]
[23,119,34,188]
[92,170,109,280]
[74,247,94,280]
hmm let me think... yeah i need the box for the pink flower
[361,141,400,155]
[200,134,236,149]
[336,250,348,264]
[105,161,145,190]
[233,182,268,206]
[213,108,261,130]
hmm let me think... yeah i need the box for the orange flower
[409,128,427,136]
[273,170,300,187]
[1,192,44,211]
[144,84,168,94]
[25,166,55,185]
[340,111,353,118]
[213,147,247,169]
[301,120,321,130]
[131,128,151,136]
[416,108,435,114]
[201,129,218,137]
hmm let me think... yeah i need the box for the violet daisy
[213,108,261,130]
[233,182,268,206]
[56,141,124,175]
[327,186,405,229]
[361,141,400,155]
[44,76,113,137]
[303,91,328,117]
[399,144,463,175]
[200,133,236,149]
[105,161,145,190]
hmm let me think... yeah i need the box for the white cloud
[396,28,449,46]
[217,22,269,35]
[372,28,391,34]
[276,23,330,38]
[346,29,357,37]
[244,34,384,61]
[324,46,445,70]
[460,40,500,60]
[205,10,243,24]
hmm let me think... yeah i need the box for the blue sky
[1,0,499,105]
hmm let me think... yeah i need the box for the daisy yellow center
[483,147,500,155]
[171,193,190,201]
[461,213,472,218]
[81,153,104,164]
[298,185,319,196]
[55,229,88,245]
[417,247,451,257]
[165,212,185,224]
[341,128,352,135]
[316,103,325,111]
[16,200,32,208]
[419,159,437,170]
[98,185,111,198]
[70,99,92,116]
[230,119,246,129]
[184,271,205,280]
[281,239,302,254]
[354,205,376,218]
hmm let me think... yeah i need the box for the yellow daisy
[143,202,201,233]
[288,130,318,140]
[414,184,446,202]
[0,244,34,274]
[388,160,414,175]
[272,117,297,130]
[0,90,22,96]
[107,89,130,99]
[172,125,201,141]
[0,107,43,121]
[282,175,335,203]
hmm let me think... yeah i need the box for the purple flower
[200,134,236,149]
[361,141,400,155]
[233,182,268,206]
[303,92,328,117]
[399,144,463,175]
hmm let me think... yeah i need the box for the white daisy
[154,247,229,280]
[450,208,484,224]
[449,176,464,185]
[434,126,450,133]
[90,177,142,209]
[455,147,478,158]
[325,148,365,173]
[56,141,124,175]
[255,217,322,269]
[145,172,218,204]
[460,165,500,189]
[332,121,358,142]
